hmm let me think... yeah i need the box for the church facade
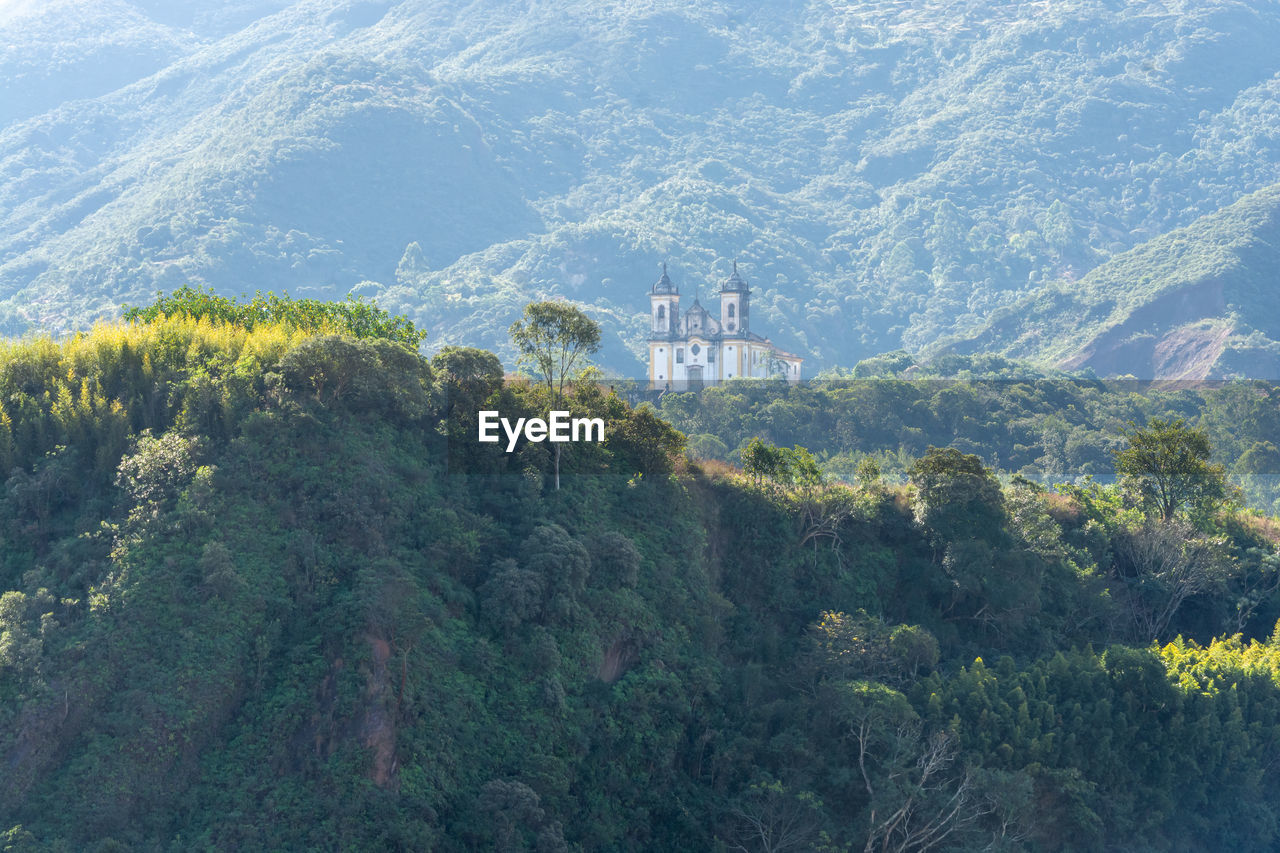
[647,262,803,389]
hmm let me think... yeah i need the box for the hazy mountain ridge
[3,0,1280,374]
[950,182,1280,378]
[0,0,195,127]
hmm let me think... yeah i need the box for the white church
[647,262,803,390]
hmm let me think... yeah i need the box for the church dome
[720,260,749,293]
[651,263,677,294]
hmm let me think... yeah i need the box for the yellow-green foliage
[1162,632,1280,696]
[0,316,318,476]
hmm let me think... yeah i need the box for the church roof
[651,263,677,294]
[720,260,749,293]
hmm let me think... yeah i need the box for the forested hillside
[654,356,1280,513]
[5,297,1280,849]
[3,0,1280,373]
[949,183,1280,378]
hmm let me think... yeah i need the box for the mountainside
[3,0,1280,373]
[6,301,1280,849]
[950,182,1280,378]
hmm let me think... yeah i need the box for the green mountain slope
[5,300,1280,848]
[950,182,1280,378]
[4,1,1280,372]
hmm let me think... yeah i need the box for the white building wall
[648,301,801,386]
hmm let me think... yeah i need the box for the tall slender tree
[509,301,601,489]
[509,302,601,400]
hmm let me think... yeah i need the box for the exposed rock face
[597,636,639,684]
[1059,280,1232,379]
[361,633,397,788]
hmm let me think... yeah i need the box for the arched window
[676,348,684,364]
[728,303,736,318]
[657,305,666,319]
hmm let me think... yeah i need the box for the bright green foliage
[912,637,1280,850]
[855,456,882,489]
[740,436,772,483]
[741,436,778,484]
[123,285,426,347]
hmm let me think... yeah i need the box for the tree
[0,589,54,684]
[116,431,205,528]
[476,779,565,853]
[431,346,504,417]
[1114,520,1228,642]
[521,524,590,618]
[810,611,939,687]
[742,437,781,485]
[839,682,987,853]
[587,531,642,588]
[687,433,729,461]
[508,302,601,489]
[607,405,686,480]
[856,456,882,491]
[764,351,791,381]
[1114,418,1231,521]
[279,335,377,406]
[781,446,824,491]
[740,439,822,489]
[480,559,544,635]
[727,780,824,853]
[908,448,1005,545]
[508,302,601,400]
[908,449,1039,631]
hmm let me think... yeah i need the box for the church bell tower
[719,260,749,336]
[648,264,680,387]
[649,263,679,336]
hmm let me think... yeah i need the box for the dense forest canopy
[656,362,1280,514]
[3,296,1280,849]
[3,0,1280,374]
